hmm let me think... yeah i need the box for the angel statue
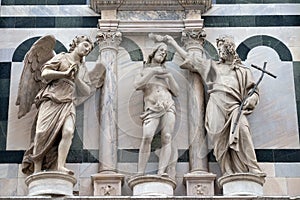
[16,35,101,175]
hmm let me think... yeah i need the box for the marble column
[181,29,208,173]
[97,27,121,173]
[92,20,124,196]
[181,29,216,196]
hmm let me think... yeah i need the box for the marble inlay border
[216,0,300,4]
[1,16,300,28]
[1,149,300,163]
[202,15,300,27]
[0,62,11,151]
[0,5,100,17]
[0,17,99,28]
[237,35,293,61]
[203,4,300,16]
[1,0,87,5]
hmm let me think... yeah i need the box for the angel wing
[16,35,56,119]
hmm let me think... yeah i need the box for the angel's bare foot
[58,167,74,175]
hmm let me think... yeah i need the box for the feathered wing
[89,62,106,89]
[15,35,56,119]
[89,62,106,123]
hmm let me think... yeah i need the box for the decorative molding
[218,173,265,196]
[90,0,212,13]
[25,171,77,196]
[117,19,203,33]
[128,175,176,196]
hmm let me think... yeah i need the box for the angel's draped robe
[181,52,263,175]
[22,53,91,174]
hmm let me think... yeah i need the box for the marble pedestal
[25,171,77,196]
[183,172,216,196]
[218,173,266,196]
[128,175,176,196]
[92,173,124,196]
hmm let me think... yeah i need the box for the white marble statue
[16,35,100,175]
[134,42,179,177]
[162,35,265,177]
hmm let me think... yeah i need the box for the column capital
[97,20,122,51]
[96,30,122,52]
[181,29,206,51]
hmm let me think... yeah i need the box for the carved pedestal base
[92,173,124,196]
[183,172,216,196]
[25,171,77,196]
[218,173,266,196]
[128,175,176,196]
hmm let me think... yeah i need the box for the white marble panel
[16,177,28,196]
[0,28,98,50]
[0,48,14,62]
[275,163,300,177]
[203,4,300,16]
[0,5,99,17]
[79,163,98,178]
[245,46,299,149]
[82,90,100,150]
[7,62,34,150]
[263,177,288,196]
[0,164,18,178]
[259,163,275,177]
[290,47,300,61]
[118,10,184,20]
[286,178,300,197]
[0,178,18,196]
[79,177,93,196]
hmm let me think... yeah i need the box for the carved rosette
[193,184,208,196]
[96,30,122,52]
[181,29,206,51]
[101,184,116,196]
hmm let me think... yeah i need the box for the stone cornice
[117,19,203,33]
[90,0,212,14]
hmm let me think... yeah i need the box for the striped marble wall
[0,1,300,197]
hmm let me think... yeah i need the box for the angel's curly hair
[69,35,94,53]
[216,35,241,64]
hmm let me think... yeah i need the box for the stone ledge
[90,0,212,13]
[0,196,298,199]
